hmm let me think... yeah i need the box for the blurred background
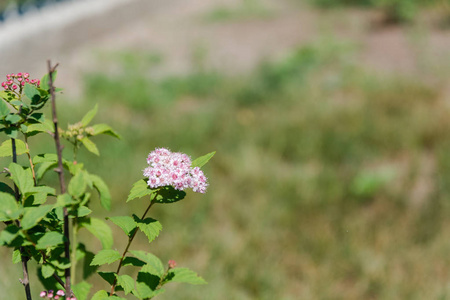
[2,0,450,299]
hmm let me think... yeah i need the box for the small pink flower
[56,290,65,296]
[39,291,47,298]
[168,260,177,269]
[12,85,17,90]
[24,73,29,78]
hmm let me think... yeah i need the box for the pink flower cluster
[1,72,40,91]
[39,290,75,300]
[143,148,208,193]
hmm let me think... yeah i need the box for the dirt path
[1,0,450,97]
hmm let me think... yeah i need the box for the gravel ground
[1,0,450,98]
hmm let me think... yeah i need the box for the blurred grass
[31,36,450,299]
[3,23,450,300]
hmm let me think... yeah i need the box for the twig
[47,60,72,296]
[110,197,156,295]
[11,138,33,300]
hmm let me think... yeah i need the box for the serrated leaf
[130,250,164,277]
[35,161,56,180]
[68,171,87,198]
[116,274,135,295]
[5,114,21,124]
[0,225,20,245]
[41,264,55,278]
[80,218,113,249]
[133,272,163,299]
[76,206,92,217]
[9,162,33,195]
[81,137,99,156]
[122,257,145,267]
[90,249,121,266]
[0,182,14,195]
[91,123,121,138]
[0,139,28,157]
[21,205,52,230]
[0,100,10,117]
[26,123,52,135]
[56,193,77,207]
[12,249,21,264]
[36,231,65,249]
[4,127,18,139]
[164,268,207,285]
[127,179,154,202]
[72,281,92,300]
[81,104,98,127]
[108,216,136,236]
[32,153,57,164]
[0,192,20,221]
[24,83,41,104]
[192,151,215,168]
[98,271,116,284]
[91,290,108,300]
[133,216,162,243]
[90,174,111,211]
[154,186,186,204]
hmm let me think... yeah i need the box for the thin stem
[24,135,37,185]
[11,138,33,300]
[48,60,72,296]
[110,199,156,295]
[71,217,78,286]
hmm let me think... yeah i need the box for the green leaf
[133,216,162,243]
[76,206,92,217]
[4,127,18,139]
[41,264,55,278]
[8,162,33,195]
[21,205,53,230]
[80,218,113,249]
[90,249,121,266]
[127,179,154,202]
[91,290,108,300]
[12,249,21,264]
[192,151,215,168]
[91,123,121,138]
[0,182,15,195]
[40,71,57,91]
[130,250,164,277]
[0,192,20,221]
[0,224,21,245]
[24,83,41,104]
[36,231,65,249]
[0,139,28,157]
[35,161,56,180]
[5,114,21,124]
[107,216,136,237]
[90,174,111,211]
[56,193,78,207]
[164,268,207,285]
[26,123,52,135]
[0,100,10,117]
[116,274,135,295]
[122,257,145,267]
[68,171,87,198]
[73,281,92,300]
[133,272,163,299]
[81,137,99,156]
[98,271,116,285]
[154,186,186,204]
[81,104,98,127]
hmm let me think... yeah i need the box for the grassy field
[3,1,450,299]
